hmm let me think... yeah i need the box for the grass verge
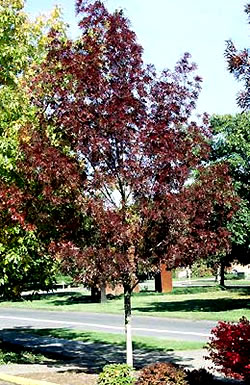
[0,286,249,322]
[24,328,205,351]
[0,340,48,365]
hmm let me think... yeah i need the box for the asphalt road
[0,308,216,342]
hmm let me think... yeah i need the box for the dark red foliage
[225,4,250,110]
[0,182,33,231]
[206,317,250,381]
[135,362,188,385]
[2,0,239,291]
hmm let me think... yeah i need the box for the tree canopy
[0,0,66,298]
[225,3,250,111]
[0,0,239,364]
[1,0,237,364]
[210,113,250,267]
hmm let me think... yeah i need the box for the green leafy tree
[210,113,250,283]
[0,0,66,298]
[0,225,57,299]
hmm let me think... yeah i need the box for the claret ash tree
[9,0,238,365]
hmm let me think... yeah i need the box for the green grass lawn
[22,328,204,352]
[0,286,249,322]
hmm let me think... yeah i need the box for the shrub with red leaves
[135,362,188,385]
[206,316,250,382]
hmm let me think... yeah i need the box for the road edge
[0,373,58,385]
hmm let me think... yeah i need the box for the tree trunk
[220,261,225,287]
[124,284,133,367]
[91,287,100,302]
[214,265,219,282]
[100,285,107,303]
[155,272,162,292]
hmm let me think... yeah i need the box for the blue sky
[24,0,248,116]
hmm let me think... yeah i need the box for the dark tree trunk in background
[220,261,225,287]
[91,287,100,302]
[155,272,162,292]
[91,286,107,303]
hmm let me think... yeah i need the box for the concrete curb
[0,373,58,385]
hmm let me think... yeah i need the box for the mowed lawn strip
[19,328,205,351]
[0,287,249,322]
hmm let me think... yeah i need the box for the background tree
[225,3,250,110]
[0,0,67,298]
[210,113,250,285]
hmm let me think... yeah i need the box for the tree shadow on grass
[0,291,95,304]
[19,328,178,353]
[51,294,97,305]
[47,293,124,307]
[35,292,96,303]
[133,297,250,314]
[0,327,200,373]
[22,291,123,306]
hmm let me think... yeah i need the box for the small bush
[225,273,241,281]
[97,363,135,385]
[0,342,46,364]
[191,261,213,278]
[205,316,250,381]
[135,362,188,385]
[184,368,214,385]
